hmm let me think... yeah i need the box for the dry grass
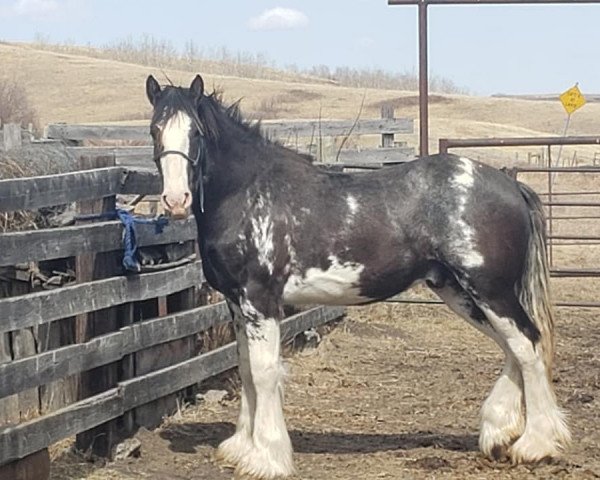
[3,42,600,168]
[0,77,38,129]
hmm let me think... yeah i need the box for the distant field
[2,42,600,164]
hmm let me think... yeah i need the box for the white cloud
[357,36,376,49]
[13,0,59,16]
[248,7,309,31]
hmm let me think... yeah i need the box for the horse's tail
[517,182,555,380]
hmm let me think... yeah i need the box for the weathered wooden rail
[0,161,345,478]
[45,109,415,168]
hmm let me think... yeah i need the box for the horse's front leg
[216,300,256,467]
[219,294,294,479]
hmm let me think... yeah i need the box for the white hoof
[479,404,525,461]
[216,431,254,468]
[509,413,571,464]
[233,443,295,480]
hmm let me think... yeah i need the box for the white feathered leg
[235,317,294,479]
[479,354,524,460]
[216,303,255,467]
[481,306,571,463]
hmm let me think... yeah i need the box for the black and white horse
[145,74,570,479]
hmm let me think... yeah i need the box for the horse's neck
[204,135,270,202]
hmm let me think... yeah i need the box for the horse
[145,74,571,479]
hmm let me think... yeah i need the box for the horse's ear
[190,74,204,103]
[146,75,161,105]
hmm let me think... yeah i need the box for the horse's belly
[282,258,371,305]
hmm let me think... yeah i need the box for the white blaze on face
[160,111,193,217]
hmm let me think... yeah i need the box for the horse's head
[146,74,205,219]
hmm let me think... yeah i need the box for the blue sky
[1,0,600,95]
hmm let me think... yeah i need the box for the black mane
[153,86,266,148]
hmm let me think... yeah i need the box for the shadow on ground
[158,421,478,455]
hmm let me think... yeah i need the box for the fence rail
[0,112,415,476]
[46,117,413,143]
[0,157,347,476]
[0,303,343,465]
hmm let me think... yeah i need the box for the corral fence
[44,105,415,169]
[438,135,600,308]
[0,110,413,479]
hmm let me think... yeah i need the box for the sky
[1,0,600,95]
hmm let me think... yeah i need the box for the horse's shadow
[158,421,478,455]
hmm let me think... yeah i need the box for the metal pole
[418,0,429,157]
[547,145,554,266]
[390,0,600,5]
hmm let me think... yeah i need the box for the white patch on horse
[240,294,260,321]
[452,158,484,268]
[283,255,367,305]
[250,194,274,274]
[345,194,359,226]
[347,195,358,215]
[284,233,297,273]
[160,111,193,199]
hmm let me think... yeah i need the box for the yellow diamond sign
[560,85,586,115]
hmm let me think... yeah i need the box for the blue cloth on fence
[75,208,168,272]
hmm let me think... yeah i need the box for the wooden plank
[0,305,344,465]
[36,318,78,416]
[0,448,50,480]
[68,146,154,169]
[0,167,125,213]
[2,124,22,151]
[381,105,395,148]
[46,118,413,144]
[280,306,345,342]
[262,118,414,138]
[45,124,152,143]
[0,388,123,465]
[135,243,198,429]
[0,302,231,399]
[67,145,415,169]
[0,167,163,213]
[0,262,204,334]
[336,147,415,164]
[0,333,19,427]
[121,306,344,409]
[0,217,197,266]
[75,154,120,456]
[120,168,161,195]
[119,303,135,434]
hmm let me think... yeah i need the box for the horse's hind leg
[476,293,570,463]
[430,273,524,460]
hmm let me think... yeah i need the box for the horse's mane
[153,84,314,165]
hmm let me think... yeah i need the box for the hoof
[233,446,295,480]
[216,432,253,469]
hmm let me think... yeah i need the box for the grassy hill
[2,42,600,164]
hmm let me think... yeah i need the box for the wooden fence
[0,156,345,478]
[45,106,415,168]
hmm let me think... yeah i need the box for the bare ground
[51,300,600,480]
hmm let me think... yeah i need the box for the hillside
[2,42,600,163]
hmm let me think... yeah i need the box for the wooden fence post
[381,105,394,148]
[2,124,21,151]
[74,154,121,457]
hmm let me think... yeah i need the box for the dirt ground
[51,298,600,480]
